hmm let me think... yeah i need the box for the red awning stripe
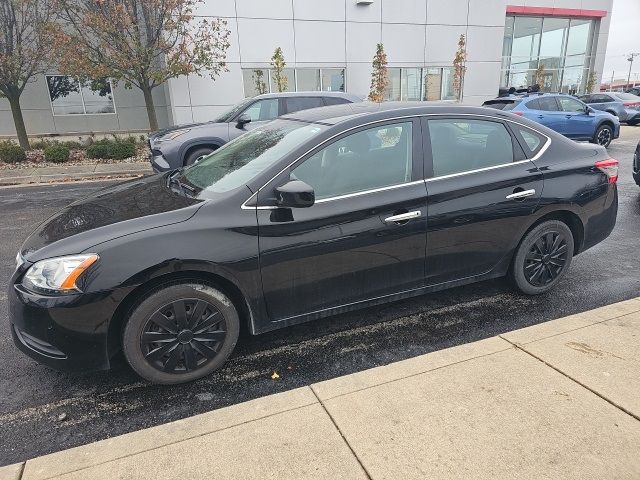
[506,5,607,18]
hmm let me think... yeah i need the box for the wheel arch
[107,269,253,360]
[522,210,585,256]
[182,143,221,165]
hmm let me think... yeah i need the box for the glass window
[511,17,542,63]
[613,92,640,101]
[537,97,560,111]
[285,96,324,114]
[324,96,351,106]
[511,124,546,156]
[428,119,514,177]
[321,69,345,92]
[566,19,592,56]
[400,68,422,101]
[539,18,569,59]
[385,68,401,101]
[270,68,295,93]
[47,76,115,115]
[561,67,586,94]
[291,122,413,200]
[296,69,321,91]
[241,98,279,121]
[180,120,327,196]
[424,68,442,101]
[558,96,586,112]
[242,69,269,97]
[441,68,456,100]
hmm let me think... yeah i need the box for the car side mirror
[236,114,251,129]
[585,106,593,114]
[275,180,315,208]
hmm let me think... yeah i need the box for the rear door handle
[506,189,536,200]
[384,210,422,224]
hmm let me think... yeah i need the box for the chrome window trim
[240,112,551,210]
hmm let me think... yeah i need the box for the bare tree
[0,0,59,149]
[53,0,230,131]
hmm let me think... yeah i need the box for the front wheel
[510,220,574,295]
[592,124,613,147]
[184,147,215,166]
[123,282,240,384]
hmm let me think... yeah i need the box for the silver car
[148,91,364,172]
[579,92,640,125]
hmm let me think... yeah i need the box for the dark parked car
[626,87,640,97]
[579,92,640,125]
[10,103,618,384]
[148,91,363,172]
[483,93,620,147]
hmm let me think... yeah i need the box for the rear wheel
[184,147,215,166]
[123,282,240,384]
[592,124,613,147]
[510,220,574,295]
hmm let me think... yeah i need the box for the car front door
[524,97,565,133]
[228,98,283,140]
[423,116,544,285]
[558,96,593,139]
[256,119,427,322]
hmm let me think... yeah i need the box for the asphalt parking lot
[1,126,639,466]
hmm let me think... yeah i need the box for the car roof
[280,101,525,126]
[253,91,364,102]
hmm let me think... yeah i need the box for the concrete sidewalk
[2,298,640,480]
[0,162,152,186]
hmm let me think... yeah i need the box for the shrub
[61,140,83,150]
[44,144,70,163]
[0,141,27,163]
[86,138,136,160]
[31,139,52,150]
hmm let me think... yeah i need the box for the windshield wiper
[167,170,196,196]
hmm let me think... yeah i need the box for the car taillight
[595,158,619,184]
[511,111,524,116]
[623,102,640,108]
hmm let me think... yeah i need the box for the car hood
[150,121,223,140]
[21,174,205,262]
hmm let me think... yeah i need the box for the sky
[603,0,640,83]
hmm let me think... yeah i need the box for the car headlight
[23,254,99,293]
[16,252,23,270]
[157,129,191,142]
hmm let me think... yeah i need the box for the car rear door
[256,119,427,321]
[422,116,544,285]
[523,97,565,133]
[557,96,593,139]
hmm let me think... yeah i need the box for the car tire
[510,220,574,296]
[184,147,215,166]
[122,282,240,384]
[592,124,613,147]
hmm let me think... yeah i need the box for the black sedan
[9,103,618,384]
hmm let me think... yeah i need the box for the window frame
[45,75,116,116]
[422,115,529,180]
[252,116,424,207]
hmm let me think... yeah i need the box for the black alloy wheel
[523,231,568,287]
[123,283,240,384]
[594,124,613,147]
[510,220,574,295]
[140,298,226,374]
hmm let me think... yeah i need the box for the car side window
[537,97,560,111]
[241,98,279,122]
[510,124,546,157]
[558,97,586,113]
[285,97,324,114]
[323,97,351,106]
[526,99,540,109]
[428,119,515,177]
[291,122,413,200]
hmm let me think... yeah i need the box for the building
[0,0,614,137]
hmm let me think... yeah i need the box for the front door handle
[506,189,536,200]
[384,210,422,224]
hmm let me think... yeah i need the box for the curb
[0,170,150,187]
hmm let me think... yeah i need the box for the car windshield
[211,98,255,123]
[178,119,327,196]
[483,100,518,111]
[615,93,640,101]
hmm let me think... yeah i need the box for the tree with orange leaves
[368,43,388,103]
[53,0,230,131]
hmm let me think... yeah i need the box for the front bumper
[150,149,171,173]
[8,267,125,372]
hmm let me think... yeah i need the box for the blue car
[483,93,620,147]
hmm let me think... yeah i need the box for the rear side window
[537,97,560,111]
[323,97,351,106]
[285,97,324,114]
[510,124,546,157]
[428,119,515,177]
[241,98,279,121]
[526,99,540,109]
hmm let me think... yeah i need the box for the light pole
[627,53,639,90]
